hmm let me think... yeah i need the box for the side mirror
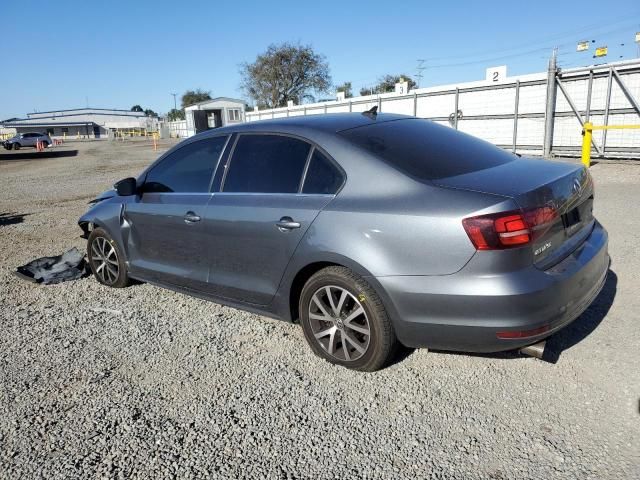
[114,177,137,196]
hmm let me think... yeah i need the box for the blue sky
[1,0,639,119]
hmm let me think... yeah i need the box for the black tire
[87,227,131,288]
[299,266,398,371]
[13,143,20,150]
[41,140,49,147]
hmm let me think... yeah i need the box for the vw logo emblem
[572,178,582,196]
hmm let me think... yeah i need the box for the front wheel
[87,227,131,288]
[299,266,398,371]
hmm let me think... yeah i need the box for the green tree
[167,108,185,121]
[359,75,417,96]
[130,105,143,112]
[336,81,353,98]
[144,108,157,117]
[181,89,212,108]
[240,42,331,108]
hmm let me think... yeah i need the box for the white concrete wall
[166,120,188,138]
[245,60,640,157]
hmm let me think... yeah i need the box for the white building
[0,108,158,139]
[184,97,246,137]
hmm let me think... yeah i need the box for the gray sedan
[78,113,608,371]
[3,132,52,150]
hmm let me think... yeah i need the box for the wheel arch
[283,254,399,326]
[288,261,341,324]
[78,202,127,254]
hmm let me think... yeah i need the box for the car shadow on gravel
[402,269,618,366]
[543,268,617,363]
[0,212,30,226]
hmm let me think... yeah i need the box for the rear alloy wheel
[299,266,398,371]
[13,143,20,150]
[87,227,130,288]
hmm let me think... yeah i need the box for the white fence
[246,59,640,159]
[165,120,188,138]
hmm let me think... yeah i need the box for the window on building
[228,109,241,122]
[223,135,311,194]
[61,128,68,134]
[143,136,228,193]
[302,149,344,194]
[46,128,54,136]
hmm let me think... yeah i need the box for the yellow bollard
[153,133,157,151]
[581,122,592,168]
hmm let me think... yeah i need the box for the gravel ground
[0,140,638,479]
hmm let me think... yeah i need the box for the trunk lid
[435,157,594,268]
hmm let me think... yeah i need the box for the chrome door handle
[276,216,301,231]
[184,212,201,224]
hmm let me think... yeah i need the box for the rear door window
[302,149,344,194]
[143,136,228,193]
[223,134,311,193]
[340,118,515,181]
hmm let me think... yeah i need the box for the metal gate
[550,58,640,158]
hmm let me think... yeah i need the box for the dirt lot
[0,139,638,479]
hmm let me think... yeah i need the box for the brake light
[462,207,557,250]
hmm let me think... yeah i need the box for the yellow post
[153,133,157,151]
[581,122,593,168]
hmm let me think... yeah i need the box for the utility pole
[171,93,177,110]
[416,59,426,88]
[543,47,558,158]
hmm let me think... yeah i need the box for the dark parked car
[79,113,609,371]
[3,132,52,150]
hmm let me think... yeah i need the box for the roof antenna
[362,105,378,118]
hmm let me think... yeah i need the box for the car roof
[213,112,412,135]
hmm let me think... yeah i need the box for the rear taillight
[462,207,557,250]
[496,324,550,339]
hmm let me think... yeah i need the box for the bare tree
[240,43,331,108]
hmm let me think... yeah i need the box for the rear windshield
[340,118,515,181]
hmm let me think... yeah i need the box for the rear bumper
[377,221,609,352]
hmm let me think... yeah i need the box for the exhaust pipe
[519,340,546,359]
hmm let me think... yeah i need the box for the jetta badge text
[534,242,552,256]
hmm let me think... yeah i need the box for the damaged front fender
[78,197,127,248]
